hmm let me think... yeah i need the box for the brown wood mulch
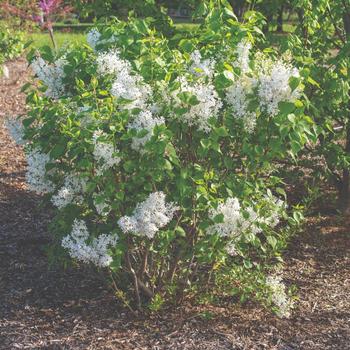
[0,59,349,350]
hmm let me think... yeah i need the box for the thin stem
[138,242,150,278]
[326,7,345,44]
[125,249,141,309]
[48,27,57,51]
[109,271,137,315]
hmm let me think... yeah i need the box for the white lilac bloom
[207,197,243,237]
[87,29,117,50]
[92,131,121,175]
[234,40,252,73]
[111,69,151,109]
[217,199,266,256]
[226,241,238,256]
[171,77,222,132]
[62,219,118,267]
[30,56,66,99]
[243,193,285,233]
[118,192,178,239]
[226,76,258,133]
[266,275,293,318]
[127,110,164,151]
[51,174,87,209]
[86,28,101,50]
[257,59,300,116]
[96,49,152,109]
[207,195,285,238]
[5,118,25,145]
[25,148,54,194]
[77,106,94,127]
[190,50,215,78]
[149,103,161,114]
[96,49,130,76]
[93,193,111,216]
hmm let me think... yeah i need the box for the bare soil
[0,59,349,350]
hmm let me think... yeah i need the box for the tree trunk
[228,0,245,20]
[343,10,350,36]
[297,8,308,44]
[263,14,273,34]
[339,11,350,213]
[339,124,350,213]
[277,5,284,32]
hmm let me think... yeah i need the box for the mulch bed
[0,59,349,350]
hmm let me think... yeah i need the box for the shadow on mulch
[1,159,349,350]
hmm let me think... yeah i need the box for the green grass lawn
[26,32,87,50]
[25,22,198,50]
[24,19,293,50]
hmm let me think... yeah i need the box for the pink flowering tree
[2,0,72,50]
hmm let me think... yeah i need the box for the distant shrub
[0,25,24,76]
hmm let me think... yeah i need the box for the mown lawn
[26,27,295,52]
[26,32,87,49]
[25,22,199,49]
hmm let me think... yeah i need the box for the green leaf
[267,236,277,249]
[178,91,200,105]
[213,213,224,223]
[50,144,66,159]
[214,126,228,137]
[179,39,194,53]
[289,76,300,91]
[294,100,303,108]
[279,102,295,115]
[307,76,320,88]
[215,71,233,89]
[175,226,186,237]
[91,76,98,89]
[243,259,252,269]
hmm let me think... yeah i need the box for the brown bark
[297,8,308,44]
[339,125,350,213]
[339,11,350,213]
[277,5,284,32]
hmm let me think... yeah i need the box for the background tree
[286,0,350,213]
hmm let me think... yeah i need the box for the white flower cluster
[266,275,293,318]
[226,76,258,133]
[96,49,151,109]
[258,59,300,116]
[233,40,251,73]
[207,197,248,238]
[62,219,117,267]
[25,148,54,194]
[96,49,129,76]
[262,192,286,228]
[76,105,94,127]
[87,29,117,51]
[93,131,121,175]
[86,29,101,50]
[5,118,25,145]
[93,193,111,216]
[51,174,87,209]
[118,192,178,239]
[207,194,285,238]
[111,70,151,109]
[190,50,215,78]
[171,76,222,132]
[30,56,66,99]
[128,110,164,151]
[226,41,301,132]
